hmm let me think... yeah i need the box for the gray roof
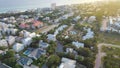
[18,57,33,66]
[28,48,46,59]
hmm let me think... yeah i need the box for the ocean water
[0,0,99,13]
[0,5,45,13]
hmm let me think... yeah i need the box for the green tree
[46,55,60,68]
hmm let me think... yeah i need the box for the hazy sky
[0,0,102,8]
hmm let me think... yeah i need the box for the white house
[82,28,94,40]
[47,34,56,41]
[22,38,32,47]
[72,41,84,48]
[11,29,18,35]
[23,65,39,68]
[59,57,76,68]
[109,16,113,24]
[13,43,24,52]
[73,16,81,22]
[88,16,96,23]
[6,36,15,45]
[20,30,30,38]
[39,40,49,49]
[29,32,37,38]
[66,48,74,53]
[0,39,8,47]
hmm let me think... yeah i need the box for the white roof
[83,28,94,40]
[72,41,84,48]
[59,57,76,68]
[47,34,56,41]
[29,32,36,38]
[13,43,24,52]
[0,39,8,47]
[54,25,68,36]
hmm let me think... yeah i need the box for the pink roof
[20,23,30,28]
[32,20,43,27]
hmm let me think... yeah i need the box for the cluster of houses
[2,15,44,30]
[0,4,97,68]
[102,16,120,33]
[47,25,68,41]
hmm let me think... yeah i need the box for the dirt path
[94,43,120,68]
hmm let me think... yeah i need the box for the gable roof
[18,57,33,66]
[19,23,30,28]
[32,20,43,27]
[28,48,46,60]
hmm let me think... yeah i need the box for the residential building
[0,39,8,47]
[39,40,49,49]
[59,57,76,68]
[18,57,33,66]
[31,20,43,29]
[88,16,96,23]
[28,48,46,60]
[6,36,15,46]
[72,41,84,48]
[47,34,56,41]
[23,65,39,68]
[13,43,24,52]
[83,28,94,40]
[22,37,32,47]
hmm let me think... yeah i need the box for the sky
[0,0,102,8]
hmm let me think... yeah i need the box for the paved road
[100,18,108,31]
[55,41,63,52]
[65,24,74,35]
[94,43,120,68]
[36,24,59,33]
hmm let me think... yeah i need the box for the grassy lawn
[99,32,120,45]
[102,46,120,68]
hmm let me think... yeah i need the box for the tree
[3,57,16,67]
[14,63,22,68]
[46,45,55,55]
[76,55,84,62]
[46,55,60,68]
[30,36,41,48]
[77,48,92,57]
[4,50,15,58]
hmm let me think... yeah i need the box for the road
[94,43,120,68]
[65,24,74,35]
[100,18,108,31]
[55,41,63,52]
[36,24,59,33]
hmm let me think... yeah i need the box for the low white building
[6,36,15,45]
[13,43,24,52]
[0,39,8,47]
[39,40,49,49]
[88,16,96,23]
[66,48,74,53]
[59,57,76,68]
[47,34,56,41]
[72,41,84,48]
[83,28,94,40]
[22,38,32,47]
